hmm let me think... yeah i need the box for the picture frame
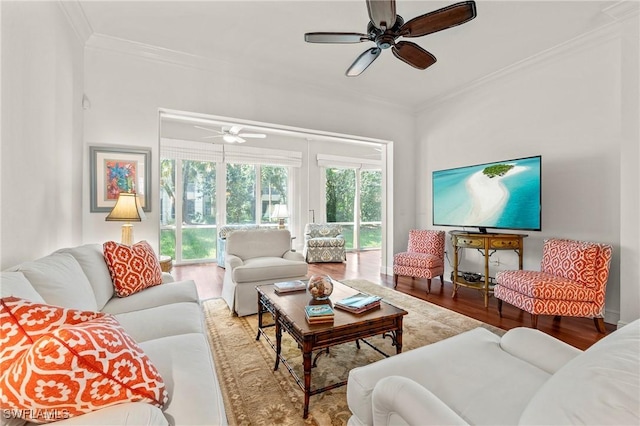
[90,145,151,212]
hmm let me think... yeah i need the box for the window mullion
[175,159,184,263]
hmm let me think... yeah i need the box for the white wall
[0,1,85,269]
[416,23,639,324]
[82,45,415,270]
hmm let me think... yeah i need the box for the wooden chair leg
[426,278,432,294]
[439,275,444,291]
[531,314,538,329]
[497,299,503,317]
[394,274,398,288]
[594,317,607,334]
[553,315,562,322]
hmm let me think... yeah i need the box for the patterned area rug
[203,279,503,426]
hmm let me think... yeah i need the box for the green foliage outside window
[326,168,355,222]
[260,165,288,223]
[226,164,256,224]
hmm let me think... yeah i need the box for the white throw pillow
[15,253,98,311]
[56,244,114,310]
[0,271,45,303]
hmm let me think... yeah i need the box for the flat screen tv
[432,155,541,233]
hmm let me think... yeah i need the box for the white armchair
[221,228,308,316]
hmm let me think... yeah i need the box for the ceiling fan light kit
[304,0,477,77]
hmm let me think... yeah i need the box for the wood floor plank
[173,250,614,350]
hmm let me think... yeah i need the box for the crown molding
[603,0,640,21]
[57,0,92,44]
[85,33,413,115]
[416,17,624,113]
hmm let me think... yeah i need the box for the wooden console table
[450,231,527,307]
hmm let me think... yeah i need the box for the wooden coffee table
[256,281,408,418]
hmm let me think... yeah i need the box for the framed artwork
[90,146,151,212]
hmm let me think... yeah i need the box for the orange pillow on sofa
[0,297,168,424]
[103,241,163,297]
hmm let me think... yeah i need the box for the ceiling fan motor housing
[368,16,405,49]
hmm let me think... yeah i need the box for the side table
[159,255,173,273]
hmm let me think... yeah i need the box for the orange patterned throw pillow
[103,241,163,297]
[0,297,168,424]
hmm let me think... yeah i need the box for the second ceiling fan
[195,125,267,144]
[304,0,477,77]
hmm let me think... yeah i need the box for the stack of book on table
[304,304,334,324]
[335,292,382,314]
[274,280,306,294]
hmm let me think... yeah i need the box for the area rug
[203,279,503,426]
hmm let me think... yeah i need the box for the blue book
[336,293,382,309]
[305,304,334,317]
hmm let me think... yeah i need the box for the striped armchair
[495,238,613,333]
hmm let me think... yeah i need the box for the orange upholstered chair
[494,238,613,333]
[393,230,445,294]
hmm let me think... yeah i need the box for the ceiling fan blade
[305,32,369,43]
[400,1,477,38]
[346,47,381,77]
[392,41,436,70]
[366,0,397,30]
[234,136,246,144]
[237,133,266,139]
[194,125,222,134]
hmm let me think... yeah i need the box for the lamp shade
[105,192,146,222]
[271,204,289,219]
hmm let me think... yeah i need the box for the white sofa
[347,320,640,425]
[222,228,308,316]
[1,243,227,425]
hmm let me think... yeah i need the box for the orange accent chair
[393,230,446,294]
[494,238,613,333]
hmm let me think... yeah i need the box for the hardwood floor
[173,250,615,351]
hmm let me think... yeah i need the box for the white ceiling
[77,0,620,110]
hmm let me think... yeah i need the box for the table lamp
[105,192,146,245]
[271,204,289,229]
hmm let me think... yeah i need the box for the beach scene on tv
[432,156,541,231]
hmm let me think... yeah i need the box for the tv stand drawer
[489,238,522,249]
[456,237,484,248]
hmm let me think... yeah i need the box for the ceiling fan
[304,0,477,77]
[195,125,267,144]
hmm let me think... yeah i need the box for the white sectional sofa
[347,320,640,425]
[1,243,227,425]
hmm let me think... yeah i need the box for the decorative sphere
[307,275,334,300]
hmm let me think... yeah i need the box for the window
[360,170,382,249]
[261,165,288,224]
[326,168,356,248]
[226,163,256,224]
[160,139,301,263]
[325,166,382,251]
[160,158,217,262]
[226,163,289,226]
